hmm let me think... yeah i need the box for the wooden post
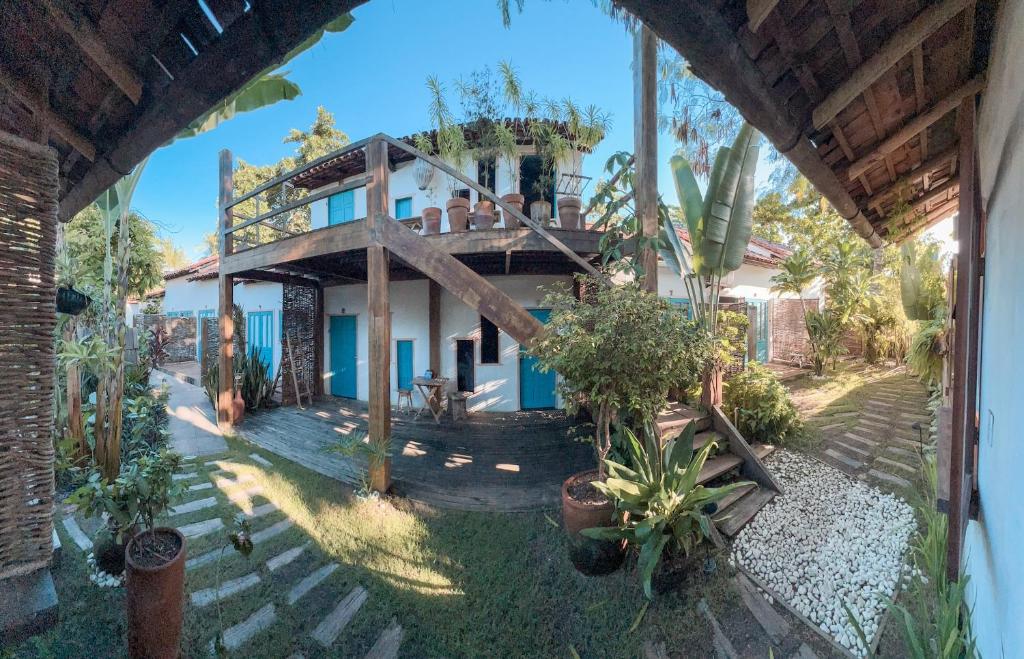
[314,285,325,396]
[428,279,441,375]
[634,25,659,293]
[946,97,981,581]
[217,149,235,430]
[366,138,392,492]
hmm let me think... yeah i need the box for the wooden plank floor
[240,398,593,512]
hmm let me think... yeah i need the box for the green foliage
[770,250,816,300]
[804,309,846,376]
[723,363,801,444]
[752,175,855,254]
[239,348,274,411]
[327,429,393,498]
[713,309,749,369]
[529,276,698,474]
[908,319,946,386]
[68,448,184,542]
[582,423,750,598]
[900,240,947,321]
[820,239,873,324]
[121,387,170,461]
[63,206,164,300]
[858,292,911,364]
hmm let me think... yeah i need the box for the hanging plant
[56,286,91,315]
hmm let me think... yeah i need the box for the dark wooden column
[946,97,981,581]
[428,279,441,375]
[365,138,391,491]
[217,149,235,430]
[634,24,659,292]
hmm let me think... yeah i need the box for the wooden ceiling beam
[41,0,143,104]
[746,0,780,33]
[0,65,95,161]
[865,145,958,208]
[911,177,959,212]
[615,0,883,247]
[847,75,985,180]
[891,197,960,242]
[812,0,974,130]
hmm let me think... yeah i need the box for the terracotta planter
[530,200,552,225]
[700,366,723,410]
[421,207,442,235]
[369,458,391,494]
[473,209,497,230]
[562,470,625,576]
[474,199,495,217]
[446,197,470,232]
[126,528,186,659]
[232,388,245,424]
[557,196,583,230]
[500,193,525,228]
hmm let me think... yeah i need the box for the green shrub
[908,318,945,386]
[723,363,801,444]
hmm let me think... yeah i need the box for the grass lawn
[16,436,745,658]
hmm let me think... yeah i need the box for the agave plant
[662,123,762,334]
[582,422,750,598]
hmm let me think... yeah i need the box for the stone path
[151,370,227,457]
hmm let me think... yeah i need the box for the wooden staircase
[657,402,780,537]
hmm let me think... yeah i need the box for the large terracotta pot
[473,206,497,230]
[232,388,245,424]
[369,458,391,494]
[530,200,552,225]
[557,196,584,230]
[562,470,625,575]
[500,193,525,228]
[447,197,471,232]
[126,528,186,659]
[421,207,442,235]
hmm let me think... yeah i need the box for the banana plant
[662,123,762,334]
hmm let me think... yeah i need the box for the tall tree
[156,237,189,272]
[64,206,163,299]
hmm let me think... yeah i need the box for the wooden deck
[239,398,593,512]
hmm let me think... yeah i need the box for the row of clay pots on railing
[420,194,585,235]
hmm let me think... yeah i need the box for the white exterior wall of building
[964,0,1024,654]
[162,276,283,369]
[322,274,567,412]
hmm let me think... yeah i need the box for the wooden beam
[40,0,143,104]
[365,138,391,489]
[812,0,975,129]
[912,45,928,160]
[221,221,370,275]
[634,25,659,293]
[379,134,603,278]
[0,66,96,161]
[892,198,960,240]
[428,280,441,375]
[235,269,320,288]
[746,0,779,32]
[847,75,985,180]
[378,217,544,346]
[947,97,981,581]
[865,145,958,209]
[613,0,883,248]
[217,150,235,430]
[58,0,370,220]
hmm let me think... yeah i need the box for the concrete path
[151,370,228,457]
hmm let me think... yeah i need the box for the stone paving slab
[191,572,261,607]
[188,482,214,492]
[172,472,198,482]
[169,496,218,517]
[249,453,273,467]
[214,603,277,652]
[288,564,339,606]
[823,449,862,470]
[61,517,93,551]
[311,586,368,647]
[212,472,257,488]
[365,618,403,659]
[185,548,222,571]
[874,456,917,474]
[245,503,279,519]
[252,519,293,544]
[830,440,870,457]
[267,543,309,572]
[867,468,912,489]
[178,518,224,540]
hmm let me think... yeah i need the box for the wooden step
[714,486,777,537]
[710,482,757,513]
[697,454,742,484]
[752,444,776,461]
[693,430,725,453]
[657,402,711,434]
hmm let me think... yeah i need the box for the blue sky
[134,0,692,258]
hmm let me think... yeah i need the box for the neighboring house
[162,255,283,376]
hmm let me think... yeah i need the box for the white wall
[322,274,567,412]
[966,0,1024,654]
[162,276,283,370]
[654,262,821,303]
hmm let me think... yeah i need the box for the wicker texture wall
[0,131,57,579]
[280,285,318,406]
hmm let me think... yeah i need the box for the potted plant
[529,276,698,575]
[413,133,443,236]
[425,76,471,234]
[583,423,750,598]
[557,101,609,230]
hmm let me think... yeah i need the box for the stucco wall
[322,274,567,412]
[966,0,1024,654]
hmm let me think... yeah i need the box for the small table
[412,376,448,424]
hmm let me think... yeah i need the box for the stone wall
[136,314,195,363]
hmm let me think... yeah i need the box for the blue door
[246,311,274,376]
[668,297,692,319]
[396,340,413,392]
[520,309,557,409]
[197,309,215,362]
[748,299,769,362]
[330,315,358,398]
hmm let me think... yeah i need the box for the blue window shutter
[395,197,413,219]
[328,190,355,225]
[166,310,192,318]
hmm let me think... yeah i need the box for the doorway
[519,154,556,220]
[329,315,358,398]
[519,309,557,409]
[748,299,769,362]
[456,339,475,393]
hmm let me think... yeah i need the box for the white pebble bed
[730,450,916,655]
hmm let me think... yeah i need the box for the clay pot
[530,200,552,225]
[421,207,442,235]
[369,458,391,494]
[447,197,471,232]
[126,528,186,659]
[232,388,245,424]
[474,209,497,230]
[557,196,584,230]
[474,199,495,217]
[501,193,525,228]
[562,470,625,576]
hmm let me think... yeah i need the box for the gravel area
[730,450,916,655]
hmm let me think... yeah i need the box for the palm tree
[770,249,816,316]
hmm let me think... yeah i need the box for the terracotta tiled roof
[164,254,219,282]
[673,228,791,268]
